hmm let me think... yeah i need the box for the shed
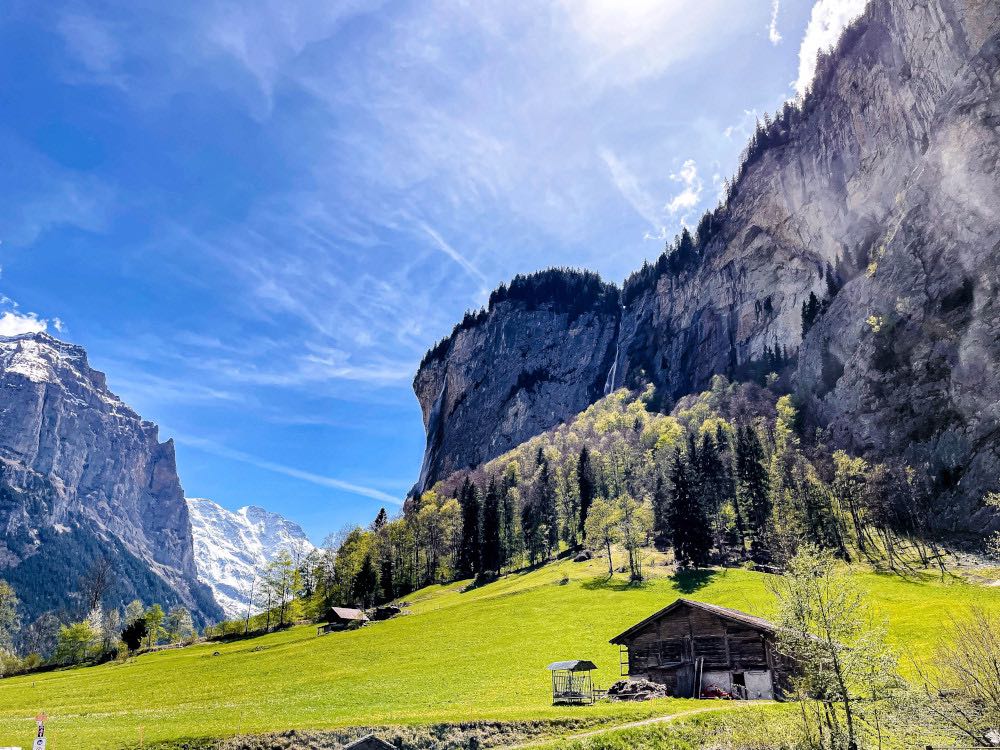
[609,598,787,699]
[546,659,601,705]
[317,607,369,635]
[342,734,395,750]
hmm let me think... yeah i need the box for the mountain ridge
[187,497,315,619]
[412,0,1000,531]
[0,331,222,623]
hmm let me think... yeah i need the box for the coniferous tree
[577,446,596,540]
[379,553,394,604]
[801,291,821,336]
[736,424,772,560]
[457,477,481,578]
[371,507,388,532]
[668,448,712,567]
[353,553,378,608]
[536,451,559,556]
[481,477,502,574]
[697,432,730,555]
[521,500,544,565]
[652,474,671,550]
[716,423,746,553]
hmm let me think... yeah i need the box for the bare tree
[78,557,114,614]
[913,607,1000,746]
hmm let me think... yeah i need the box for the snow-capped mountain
[187,498,315,619]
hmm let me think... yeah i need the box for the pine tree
[371,507,388,532]
[801,291,821,336]
[353,553,378,608]
[716,423,746,553]
[668,447,712,567]
[577,446,596,540]
[379,553,394,604]
[736,424,772,560]
[481,477,502,574]
[697,431,728,556]
[536,451,559,556]
[521,500,544,565]
[457,477,481,578]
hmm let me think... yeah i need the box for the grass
[0,557,998,749]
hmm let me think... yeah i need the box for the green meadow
[0,558,997,749]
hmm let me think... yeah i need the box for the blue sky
[0,0,864,542]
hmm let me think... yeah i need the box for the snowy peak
[187,497,314,619]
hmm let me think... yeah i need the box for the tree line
[0,573,196,677]
[305,375,956,618]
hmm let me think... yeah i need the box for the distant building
[317,607,369,635]
[342,734,395,750]
[609,598,787,699]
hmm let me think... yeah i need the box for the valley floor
[0,558,997,749]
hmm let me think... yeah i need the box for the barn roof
[546,660,598,672]
[329,607,368,621]
[609,598,776,644]
[343,734,395,750]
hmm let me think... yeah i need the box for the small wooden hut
[546,660,600,705]
[609,598,787,699]
[317,607,369,635]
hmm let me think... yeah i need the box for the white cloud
[768,0,783,45]
[559,0,732,90]
[174,432,402,505]
[794,0,868,98]
[0,311,49,337]
[419,222,488,286]
[665,160,703,216]
[599,148,663,231]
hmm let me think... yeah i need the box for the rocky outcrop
[188,498,314,618]
[414,0,1000,526]
[797,27,1000,530]
[0,332,222,623]
[414,271,619,490]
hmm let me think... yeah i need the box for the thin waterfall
[603,341,619,396]
[603,307,625,396]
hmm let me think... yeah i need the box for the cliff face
[414,288,619,491]
[0,332,222,623]
[414,0,1000,523]
[618,0,997,397]
[797,25,1000,529]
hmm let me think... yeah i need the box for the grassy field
[0,558,997,749]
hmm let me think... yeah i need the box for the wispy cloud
[599,148,662,230]
[665,160,703,218]
[419,222,488,286]
[794,0,867,97]
[768,0,783,45]
[56,12,126,86]
[173,432,403,505]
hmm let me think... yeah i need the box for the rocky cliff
[0,332,222,623]
[188,498,314,618]
[413,0,1000,526]
[414,270,619,490]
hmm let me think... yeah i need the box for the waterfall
[603,309,625,396]
[603,341,619,396]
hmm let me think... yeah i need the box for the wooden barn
[609,598,787,700]
[317,607,369,635]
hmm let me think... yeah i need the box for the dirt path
[509,703,744,749]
